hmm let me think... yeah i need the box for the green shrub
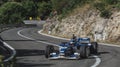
[93,2,113,18]
[51,0,89,14]
[116,3,120,10]
[102,0,118,5]
[100,10,112,18]
[37,2,52,20]
[93,2,105,11]
[0,2,24,24]
[22,0,38,19]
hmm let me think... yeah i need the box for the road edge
[38,30,120,47]
[3,41,16,62]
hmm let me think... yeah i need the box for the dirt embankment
[43,5,120,44]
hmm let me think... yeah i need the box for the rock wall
[43,6,120,42]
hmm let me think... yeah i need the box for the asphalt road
[0,27,120,67]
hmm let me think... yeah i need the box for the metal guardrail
[0,22,40,67]
[2,42,16,62]
[0,24,17,67]
[0,23,37,32]
[0,39,16,67]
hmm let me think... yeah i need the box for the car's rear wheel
[45,45,55,58]
[80,46,90,58]
[91,42,98,54]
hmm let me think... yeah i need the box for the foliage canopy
[0,2,24,24]
[0,0,120,24]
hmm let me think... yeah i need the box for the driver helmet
[70,42,74,46]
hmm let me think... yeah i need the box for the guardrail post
[0,55,4,67]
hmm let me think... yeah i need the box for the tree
[102,0,118,5]
[0,0,9,6]
[0,2,24,24]
[22,0,38,19]
[51,0,68,14]
[51,0,86,14]
[37,2,52,19]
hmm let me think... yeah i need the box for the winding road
[0,24,120,67]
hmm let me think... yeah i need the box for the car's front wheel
[91,42,98,54]
[45,45,55,58]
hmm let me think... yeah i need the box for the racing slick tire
[80,46,90,58]
[91,42,98,54]
[45,45,55,58]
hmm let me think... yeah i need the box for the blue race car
[45,36,98,59]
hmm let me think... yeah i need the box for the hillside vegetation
[0,0,120,24]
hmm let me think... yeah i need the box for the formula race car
[45,36,98,59]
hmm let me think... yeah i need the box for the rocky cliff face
[43,6,120,43]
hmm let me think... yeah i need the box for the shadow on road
[4,39,47,42]
[98,51,110,55]
[16,49,45,57]
[15,62,54,67]
[14,49,54,67]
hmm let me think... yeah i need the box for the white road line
[38,30,70,40]
[99,43,120,47]
[17,30,59,47]
[38,30,101,67]
[91,56,101,67]
[38,30,120,47]
[3,42,16,62]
